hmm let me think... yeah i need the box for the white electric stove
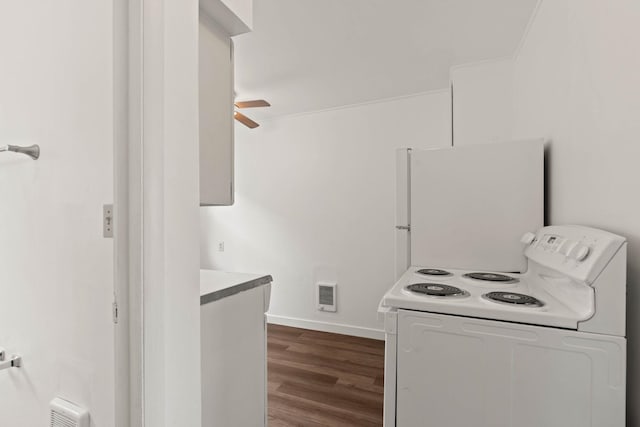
[379,225,627,427]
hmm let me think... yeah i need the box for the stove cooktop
[381,266,592,329]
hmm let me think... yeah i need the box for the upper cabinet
[200,0,253,35]
[200,16,234,206]
[199,0,252,206]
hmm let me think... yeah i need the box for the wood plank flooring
[267,324,385,427]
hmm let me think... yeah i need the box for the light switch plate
[103,204,113,238]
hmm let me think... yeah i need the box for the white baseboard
[266,314,385,341]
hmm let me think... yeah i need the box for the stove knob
[574,245,591,261]
[521,232,536,245]
[569,244,590,261]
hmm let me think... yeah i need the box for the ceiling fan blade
[234,111,260,129]
[234,99,271,109]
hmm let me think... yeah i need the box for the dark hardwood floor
[267,324,385,427]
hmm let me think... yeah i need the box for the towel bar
[0,144,40,160]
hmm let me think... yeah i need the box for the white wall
[451,58,514,146]
[450,0,640,423]
[140,0,202,426]
[0,1,114,426]
[201,91,450,337]
[510,0,640,423]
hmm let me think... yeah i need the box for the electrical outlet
[218,241,225,252]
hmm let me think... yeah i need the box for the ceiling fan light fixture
[234,110,260,129]
[233,98,271,129]
[234,99,271,109]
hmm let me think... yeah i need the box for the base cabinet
[201,284,271,426]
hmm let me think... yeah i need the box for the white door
[396,310,625,427]
[0,2,115,425]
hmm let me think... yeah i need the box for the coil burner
[483,291,544,307]
[416,269,452,277]
[463,272,518,283]
[407,283,468,298]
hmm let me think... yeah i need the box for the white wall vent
[317,282,337,312]
[50,397,89,427]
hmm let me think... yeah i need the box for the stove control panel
[524,225,626,284]
[536,235,590,261]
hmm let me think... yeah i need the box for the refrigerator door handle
[396,225,410,231]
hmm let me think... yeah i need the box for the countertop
[200,269,273,305]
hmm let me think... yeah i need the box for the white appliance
[395,140,544,278]
[379,225,627,427]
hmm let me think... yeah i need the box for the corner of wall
[512,0,544,61]
[449,56,515,76]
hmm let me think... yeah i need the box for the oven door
[396,309,625,427]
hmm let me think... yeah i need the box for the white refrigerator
[395,140,544,277]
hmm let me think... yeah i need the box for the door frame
[114,0,144,425]
[114,1,203,426]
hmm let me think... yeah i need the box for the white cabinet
[200,0,253,35]
[199,0,253,205]
[200,271,272,427]
[199,13,235,206]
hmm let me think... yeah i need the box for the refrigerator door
[395,148,411,279]
[410,140,543,272]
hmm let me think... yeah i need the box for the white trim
[113,0,131,425]
[138,1,203,426]
[267,314,385,341]
[127,0,145,425]
[114,0,145,425]
[448,0,543,75]
[512,0,543,60]
[261,88,450,122]
[449,56,515,74]
[199,1,251,36]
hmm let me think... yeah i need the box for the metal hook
[0,144,40,160]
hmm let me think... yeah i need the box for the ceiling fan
[234,99,271,129]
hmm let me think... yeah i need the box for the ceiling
[233,0,538,120]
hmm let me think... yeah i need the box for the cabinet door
[199,14,234,206]
[201,286,268,426]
